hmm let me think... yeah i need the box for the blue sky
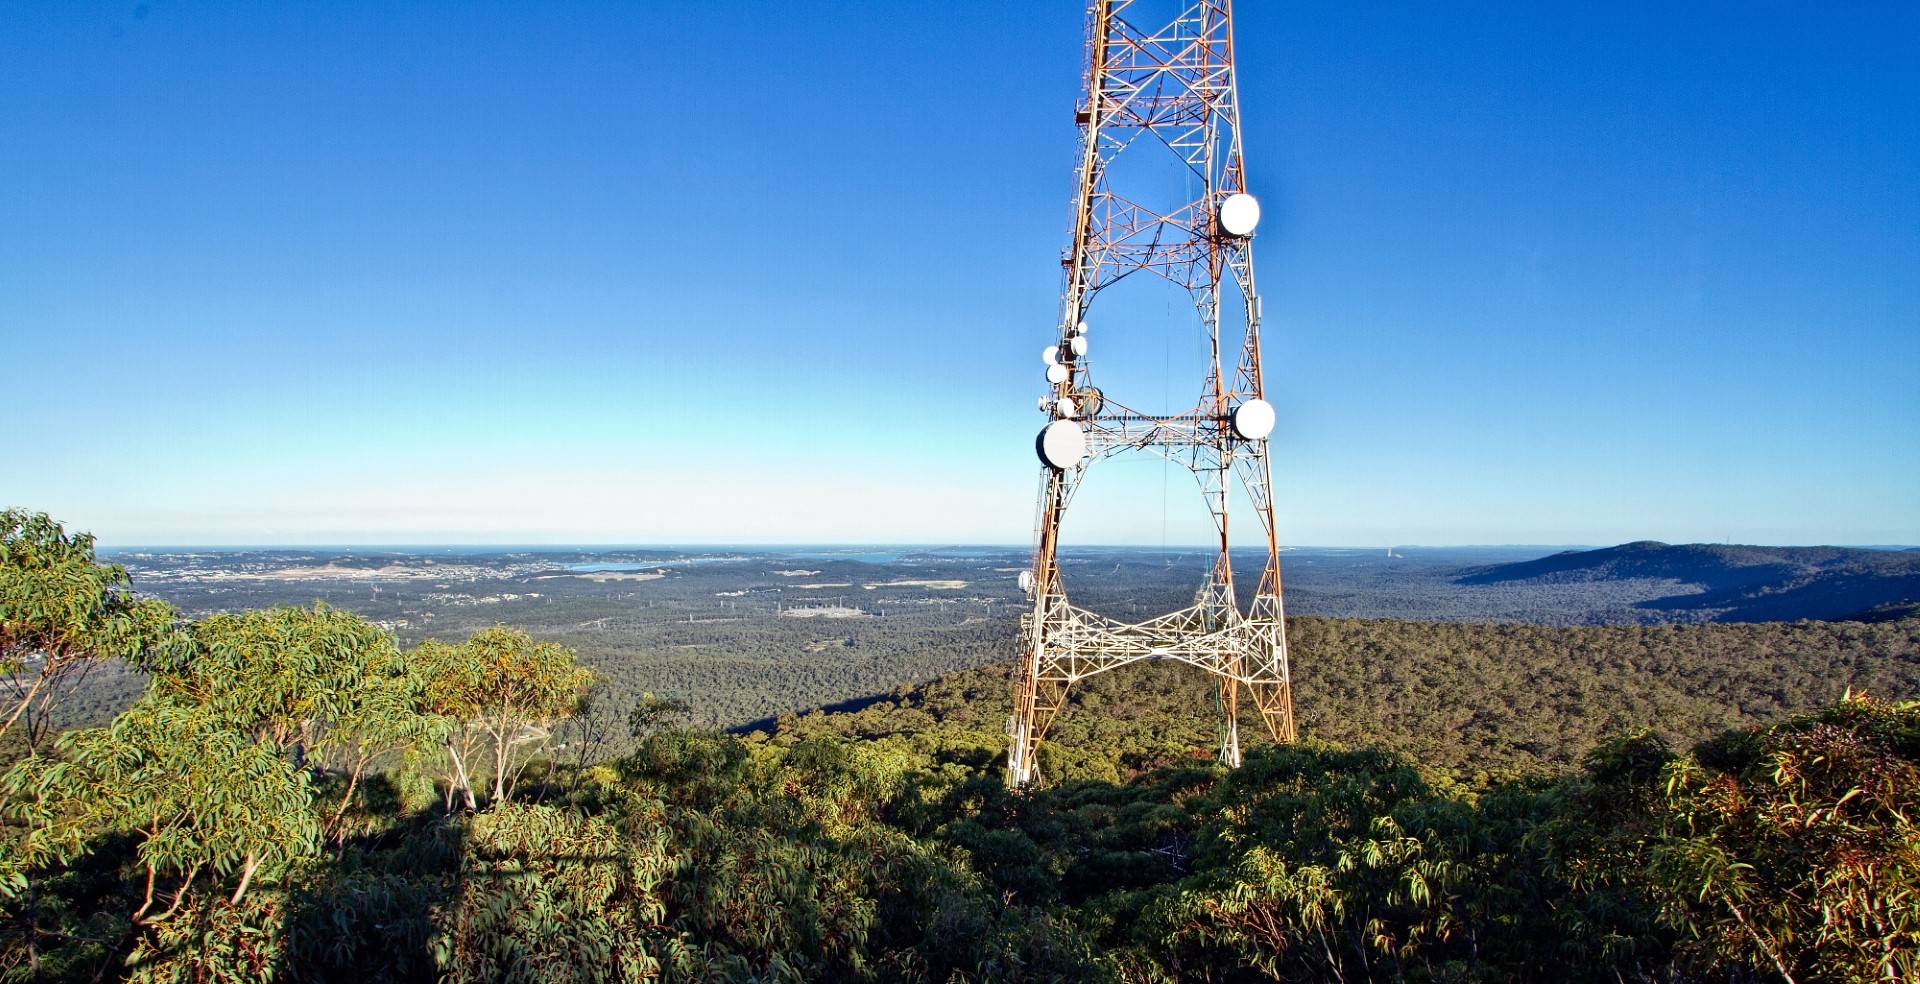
[3,1,1915,547]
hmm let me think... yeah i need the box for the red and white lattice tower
[1010,0,1294,786]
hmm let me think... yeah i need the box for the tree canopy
[0,510,175,753]
[0,513,1914,981]
[415,625,593,807]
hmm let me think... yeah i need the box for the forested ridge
[4,510,1918,982]
[1458,541,1920,623]
[781,616,1920,782]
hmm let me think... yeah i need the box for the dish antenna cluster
[1010,0,1296,786]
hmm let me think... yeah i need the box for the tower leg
[1219,675,1243,767]
[1251,678,1295,743]
[1009,665,1067,788]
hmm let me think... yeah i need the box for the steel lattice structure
[1010,0,1294,787]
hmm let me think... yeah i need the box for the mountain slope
[1455,542,1920,622]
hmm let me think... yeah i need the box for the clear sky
[3,1,1915,548]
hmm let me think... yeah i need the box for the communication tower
[1010,0,1295,786]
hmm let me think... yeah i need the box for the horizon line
[93,541,1918,553]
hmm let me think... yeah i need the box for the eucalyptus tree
[627,690,690,740]
[413,638,488,810]
[150,599,420,753]
[415,626,591,806]
[1649,693,1920,982]
[144,602,448,844]
[0,509,176,752]
[1,696,318,915]
[552,675,629,796]
[312,663,449,839]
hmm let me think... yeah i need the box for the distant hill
[1456,541,1920,622]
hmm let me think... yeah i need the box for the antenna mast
[1010,0,1295,786]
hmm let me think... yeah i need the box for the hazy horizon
[91,540,1915,554]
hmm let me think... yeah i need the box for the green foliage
[437,802,670,982]
[122,891,288,984]
[627,691,691,740]
[0,697,318,907]
[8,678,1919,982]
[773,671,1920,982]
[1140,748,1462,980]
[154,603,434,755]
[0,509,176,753]
[780,616,1920,783]
[608,730,1114,982]
[145,603,448,841]
[1648,693,1920,982]
[2,514,1916,981]
[415,626,592,806]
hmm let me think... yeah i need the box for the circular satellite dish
[1017,570,1035,594]
[1056,396,1077,418]
[1036,396,1050,411]
[1042,345,1059,366]
[1218,193,1261,237]
[1046,363,1070,384]
[1076,320,1090,334]
[1231,398,1276,440]
[1069,335,1089,357]
[1036,420,1087,470]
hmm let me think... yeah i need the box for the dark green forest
[4,511,1918,982]
[789,616,1920,783]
